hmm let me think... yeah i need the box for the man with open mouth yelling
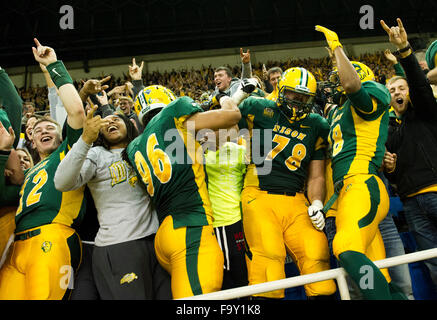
[0,38,86,300]
[387,76,409,118]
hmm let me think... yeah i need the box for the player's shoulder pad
[362,80,391,106]
[307,112,330,129]
[167,96,202,117]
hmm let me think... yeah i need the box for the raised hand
[95,90,109,106]
[240,48,251,64]
[0,121,15,151]
[81,105,110,145]
[129,58,144,81]
[380,18,409,50]
[383,49,398,65]
[81,76,111,96]
[32,38,57,66]
[315,25,343,52]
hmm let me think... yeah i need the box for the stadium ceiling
[0,0,436,68]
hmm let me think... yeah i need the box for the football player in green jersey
[0,39,87,300]
[126,81,257,298]
[316,25,406,300]
[238,67,336,299]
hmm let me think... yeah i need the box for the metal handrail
[182,248,437,300]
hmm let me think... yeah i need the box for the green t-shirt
[15,124,85,233]
[238,96,330,193]
[205,141,246,228]
[326,81,390,184]
[127,96,213,228]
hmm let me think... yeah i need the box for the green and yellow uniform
[0,124,84,300]
[127,96,223,299]
[0,68,23,285]
[326,81,391,283]
[238,96,336,298]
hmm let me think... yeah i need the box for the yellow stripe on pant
[154,215,224,299]
[241,187,336,298]
[0,223,82,300]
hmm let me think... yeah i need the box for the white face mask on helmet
[138,103,167,126]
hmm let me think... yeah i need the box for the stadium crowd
[1,18,437,300]
[18,50,400,117]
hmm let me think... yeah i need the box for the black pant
[92,235,172,300]
[214,220,249,290]
[70,243,100,300]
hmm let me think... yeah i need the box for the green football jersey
[0,68,22,148]
[0,109,11,131]
[238,96,330,193]
[127,96,212,229]
[15,125,86,233]
[326,81,390,184]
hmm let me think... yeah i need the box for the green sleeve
[237,98,255,130]
[394,63,406,77]
[65,123,84,149]
[0,154,20,206]
[0,69,23,148]
[172,96,203,119]
[348,81,390,120]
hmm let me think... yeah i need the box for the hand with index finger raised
[31,38,57,66]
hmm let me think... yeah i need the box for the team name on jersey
[272,125,307,141]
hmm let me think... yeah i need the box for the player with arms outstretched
[126,82,256,298]
[316,25,406,299]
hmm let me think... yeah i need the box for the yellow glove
[315,25,343,52]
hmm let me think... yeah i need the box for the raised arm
[186,78,258,131]
[54,106,109,191]
[129,57,145,99]
[186,95,242,131]
[32,38,85,129]
[240,48,252,79]
[316,25,361,94]
[381,18,437,117]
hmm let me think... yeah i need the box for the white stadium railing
[181,248,437,300]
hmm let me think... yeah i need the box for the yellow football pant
[0,208,15,260]
[0,223,82,300]
[332,174,391,282]
[154,215,224,299]
[242,187,336,298]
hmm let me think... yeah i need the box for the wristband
[393,44,412,58]
[46,60,73,89]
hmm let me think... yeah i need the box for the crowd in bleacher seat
[17,51,397,117]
